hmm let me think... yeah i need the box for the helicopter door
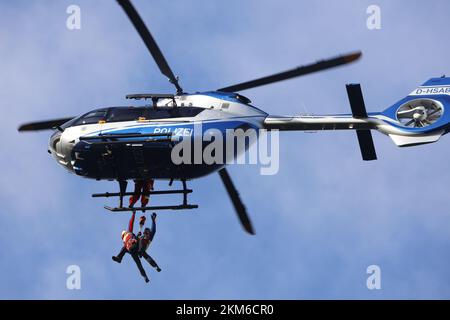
[131,145,148,177]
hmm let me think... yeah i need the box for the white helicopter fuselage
[49,92,267,180]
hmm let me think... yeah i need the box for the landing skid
[93,179,198,212]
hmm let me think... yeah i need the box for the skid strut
[118,180,128,208]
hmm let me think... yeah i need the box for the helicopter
[18,0,450,235]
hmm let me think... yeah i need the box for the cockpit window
[60,116,80,130]
[107,107,146,122]
[106,106,203,122]
[74,109,108,125]
[65,106,205,127]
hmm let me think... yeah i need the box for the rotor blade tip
[345,51,362,63]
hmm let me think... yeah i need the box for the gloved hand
[139,216,146,226]
[151,212,157,220]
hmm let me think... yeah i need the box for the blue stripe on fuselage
[86,119,262,139]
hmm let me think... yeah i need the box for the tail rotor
[396,99,444,128]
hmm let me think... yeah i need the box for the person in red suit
[112,211,150,283]
[129,179,154,208]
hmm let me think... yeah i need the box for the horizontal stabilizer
[346,83,377,161]
[388,131,444,147]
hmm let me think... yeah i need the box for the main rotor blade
[218,168,255,235]
[117,0,183,94]
[218,51,361,92]
[18,117,74,132]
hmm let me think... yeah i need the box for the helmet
[121,230,127,239]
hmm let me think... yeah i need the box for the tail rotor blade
[356,130,377,161]
[218,168,255,235]
[346,83,377,161]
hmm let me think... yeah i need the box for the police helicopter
[18,0,450,235]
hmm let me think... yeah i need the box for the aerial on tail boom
[16,0,449,235]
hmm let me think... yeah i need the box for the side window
[175,107,203,117]
[144,108,171,119]
[77,106,205,124]
[145,107,203,119]
[107,108,146,122]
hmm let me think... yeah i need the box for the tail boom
[264,77,450,151]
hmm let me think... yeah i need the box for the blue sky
[1,0,450,299]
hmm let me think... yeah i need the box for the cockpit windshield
[62,106,204,128]
[60,117,79,130]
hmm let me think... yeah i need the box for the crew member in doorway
[129,179,154,208]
